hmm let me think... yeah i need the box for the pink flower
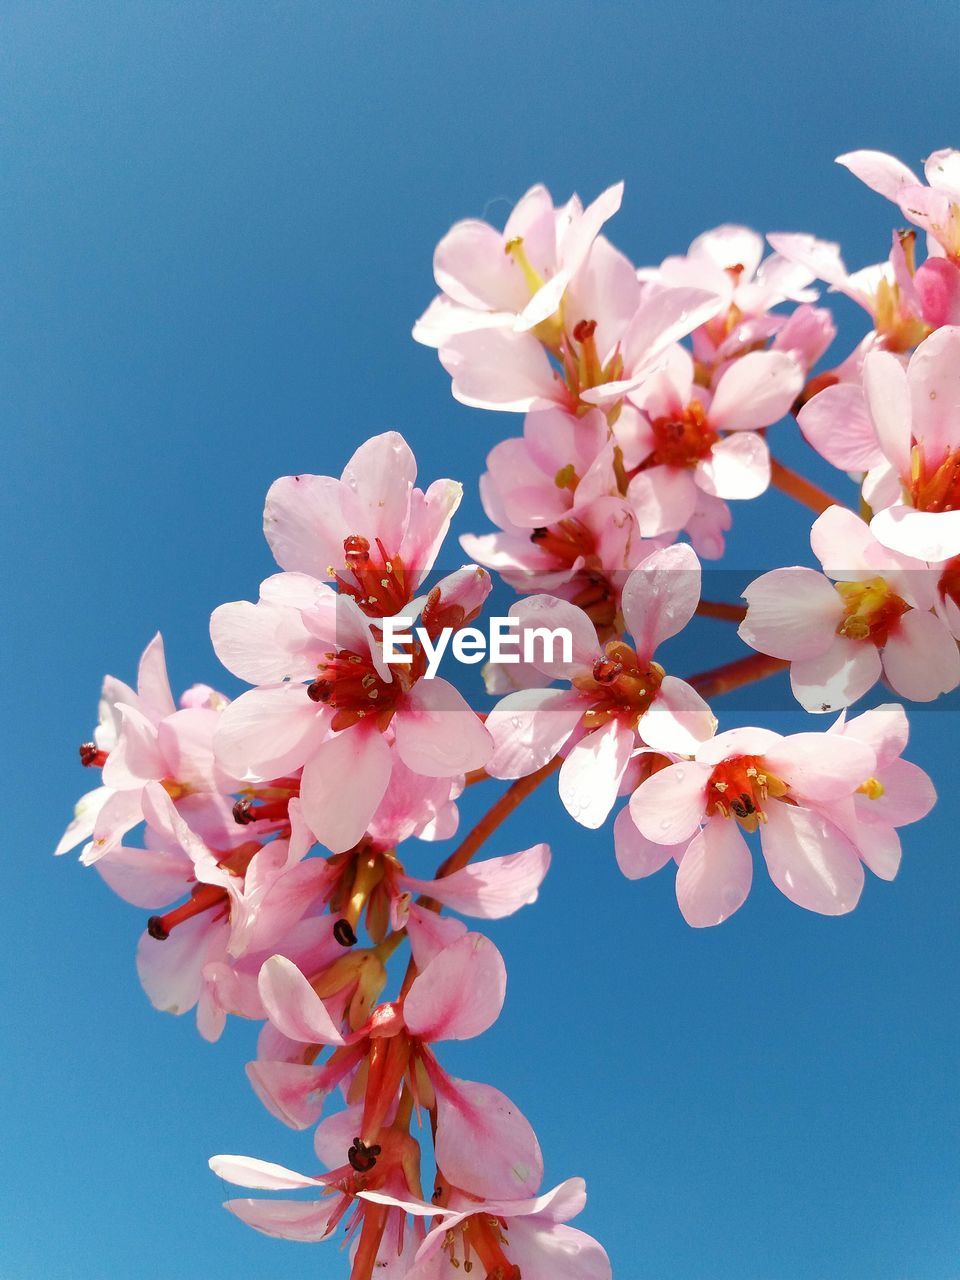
[642,223,820,373]
[485,544,716,829]
[414,181,628,346]
[768,230,947,356]
[247,841,550,1133]
[739,506,960,709]
[58,633,239,864]
[263,432,462,617]
[859,327,960,560]
[821,704,936,881]
[403,1176,611,1279]
[120,785,335,1040]
[837,147,960,264]
[209,1144,439,1274]
[212,578,493,853]
[624,725,880,923]
[624,344,803,537]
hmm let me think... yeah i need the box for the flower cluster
[59,149,957,1277]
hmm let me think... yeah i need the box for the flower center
[308,650,403,731]
[644,400,719,469]
[529,517,597,568]
[574,640,665,730]
[442,1215,520,1279]
[335,535,411,617]
[706,755,788,831]
[834,577,909,644]
[908,445,960,514]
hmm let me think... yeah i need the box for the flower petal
[405,933,506,1041]
[675,817,753,927]
[760,803,864,915]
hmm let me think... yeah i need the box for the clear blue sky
[3,3,958,1277]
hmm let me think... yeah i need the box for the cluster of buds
[60,145,958,1277]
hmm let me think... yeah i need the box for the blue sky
[3,3,959,1277]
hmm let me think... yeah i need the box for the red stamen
[146,882,229,940]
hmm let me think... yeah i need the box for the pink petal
[740,568,842,659]
[262,473,345,578]
[55,785,111,857]
[796,383,883,471]
[395,679,493,777]
[430,1070,543,1199]
[85,786,145,863]
[223,1197,337,1242]
[881,608,960,701]
[789,636,882,713]
[214,684,328,781]
[855,821,902,881]
[439,329,559,412]
[557,181,623,279]
[914,258,960,328]
[615,288,724,387]
[613,806,681,879]
[210,599,318,685]
[136,633,176,721]
[696,432,770,500]
[760,802,864,915]
[101,704,163,789]
[405,933,506,1042]
[95,844,192,908]
[498,1219,613,1280]
[871,505,960,563]
[629,760,712,843]
[907,324,960,461]
[337,431,416,554]
[621,542,701,658]
[485,687,585,779]
[405,905,469,970]
[157,708,232,792]
[810,504,900,580]
[299,725,392,853]
[245,1059,345,1131]
[510,595,600,677]
[867,757,937,827]
[257,955,346,1046]
[708,351,803,432]
[210,1153,322,1190]
[400,844,551,919]
[136,912,226,1017]
[640,677,717,755]
[862,350,912,477]
[626,466,698,536]
[675,817,753,928]
[836,703,908,768]
[401,479,464,586]
[764,731,875,803]
[696,727,782,764]
[434,218,529,312]
[692,224,765,276]
[835,149,920,199]
[558,721,634,829]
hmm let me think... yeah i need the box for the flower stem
[769,456,842,516]
[695,599,747,623]
[435,758,561,880]
[688,651,787,699]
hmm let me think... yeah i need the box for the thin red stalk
[688,651,787,700]
[695,599,747,623]
[769,456,842,516]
